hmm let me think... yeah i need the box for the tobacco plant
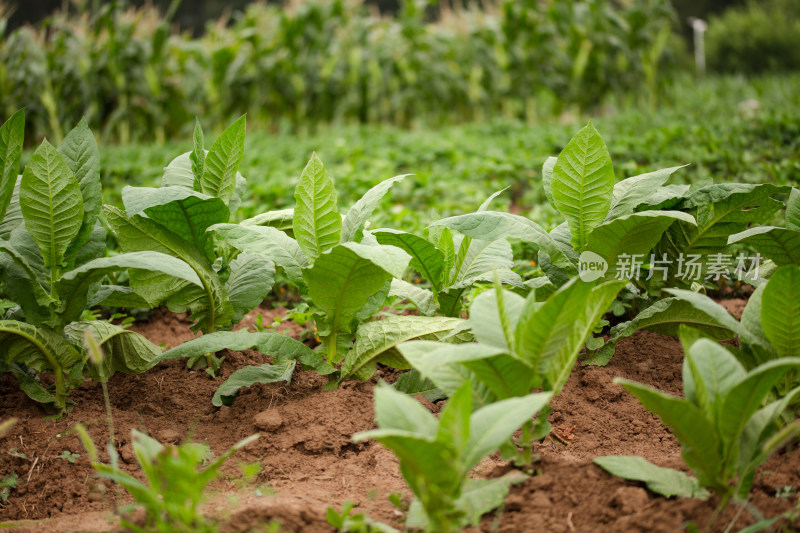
[598,329,800,526]
[0,111,191,413]
[353,382,552,533]
[104,117,275,374]
[728,187,800,266]
[397,277,624,461]
[211,154,467,383]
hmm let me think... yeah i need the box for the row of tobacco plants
[1,108,799,532]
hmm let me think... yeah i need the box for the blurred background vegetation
[3,0,796,146]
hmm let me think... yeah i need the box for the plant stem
[704,494,730,533]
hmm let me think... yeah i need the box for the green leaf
[436,383,472,455]
[468,288,525,352]
[226,254,275,321]
[340,315,463,382]
[586,298,735,366]
[2,362,56,405]
[451,239,519,289]
[429,212,571,270]
[341,175,406,243]
[586,211,696,279]
[56,251,203,325]
[0,320,82,374]
[0,177,22,239]
[607,166,687,219]
[373,229,445,291]
[240,208,295,231]
[368,381,438,437]
[728,226,800,266]
[64,320,162,381]
[594,456,709,499]
[465,392,552,470]
[515,279,624,391]
[457,474,528,526]
[122,186,230,260]
[20,140,84,269]
[199,115,245,202]
[551,123,615,251]
[87,284,150,309]
[541,156,557,210]
[664,289,749,341]
[394,369,441,399]
[0,109,25,223]
[153,329,334,375]
[191,118,205,185]
[786,188,800,232]
[58,118,101,262]
[616,378,725,491]
[104,205,230,333]
[0,240,50,307]
[212,360,295,406]
[209,223,307,285]
[293,153,341,262]
[682,338,746,417]
[718,358,800,445]
[389,279,437,316]
[303,242,410,342]
[761,266,800,356]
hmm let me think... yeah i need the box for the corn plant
[354,382,552,533]
[0,111,190,414]
[597,328,800,529]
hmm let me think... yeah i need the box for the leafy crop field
[1,72,800,533]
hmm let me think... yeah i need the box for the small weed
[57,450,80,463]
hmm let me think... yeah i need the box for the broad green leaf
[162,152,247,214]
[718,358,800,445]
[740,284,769,347]
[341,175,406,243]
[373,229,445,291]
[585,297,735,366]
[210,223,307,285]
[20,140,84,269]
[64,320,162,381]
[460,352,537,400]
[57,251,203,325]
[0,227,50,324]
[399,340,504,402]
[340,315,463,382]
[468,288,525,351]
[226,254,275,321]
[87,284,150,309]
[787,188,800,232]
[153,329,334,374]
[551,123,615,251]
[586,211,696,279]
[429,212,571,269]
[0,240,50,307]
[683,338,746,416]
[191,118,205,184]
[541,156,557,210]
[105,206,229,333]
[436,383,472,455]
[303,242,410,341]
[594,456,708,499]
[212,360,295,406]
[240,208,295,231]
[0,320,82,374]
[515,279,624,391]
[370,382,438,437]
[728,226,800,266]
[2,361,56,405]
[0,109,25,222]
[616,379,725,491]
[465,392,552,470]
[389,279,437,316]
[478,187,509,212]
[451,239,518,289]
[636,184,691,211]
[457,474,528,526]
[738,386,800,470]
[394,369,441,399]
[664,289,747,340]
[606,166,687,219]
[123,186,230,260]
[0,178,22,239]
[761,266,800,356]
[293,153,341,262]
[58,118,101,261]
[199,115,245,202]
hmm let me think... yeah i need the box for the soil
[1,299,799,533]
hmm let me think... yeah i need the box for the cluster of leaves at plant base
[596,327,800,517]
[397,277,623,461]
[0,110,190,414]
[76,426,258,533]
[210,153,471,385]
[354,383,552,533]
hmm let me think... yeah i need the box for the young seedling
[354,382,552,532]
[598,327,800,531]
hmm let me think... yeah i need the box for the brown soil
[1,299,798,532]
